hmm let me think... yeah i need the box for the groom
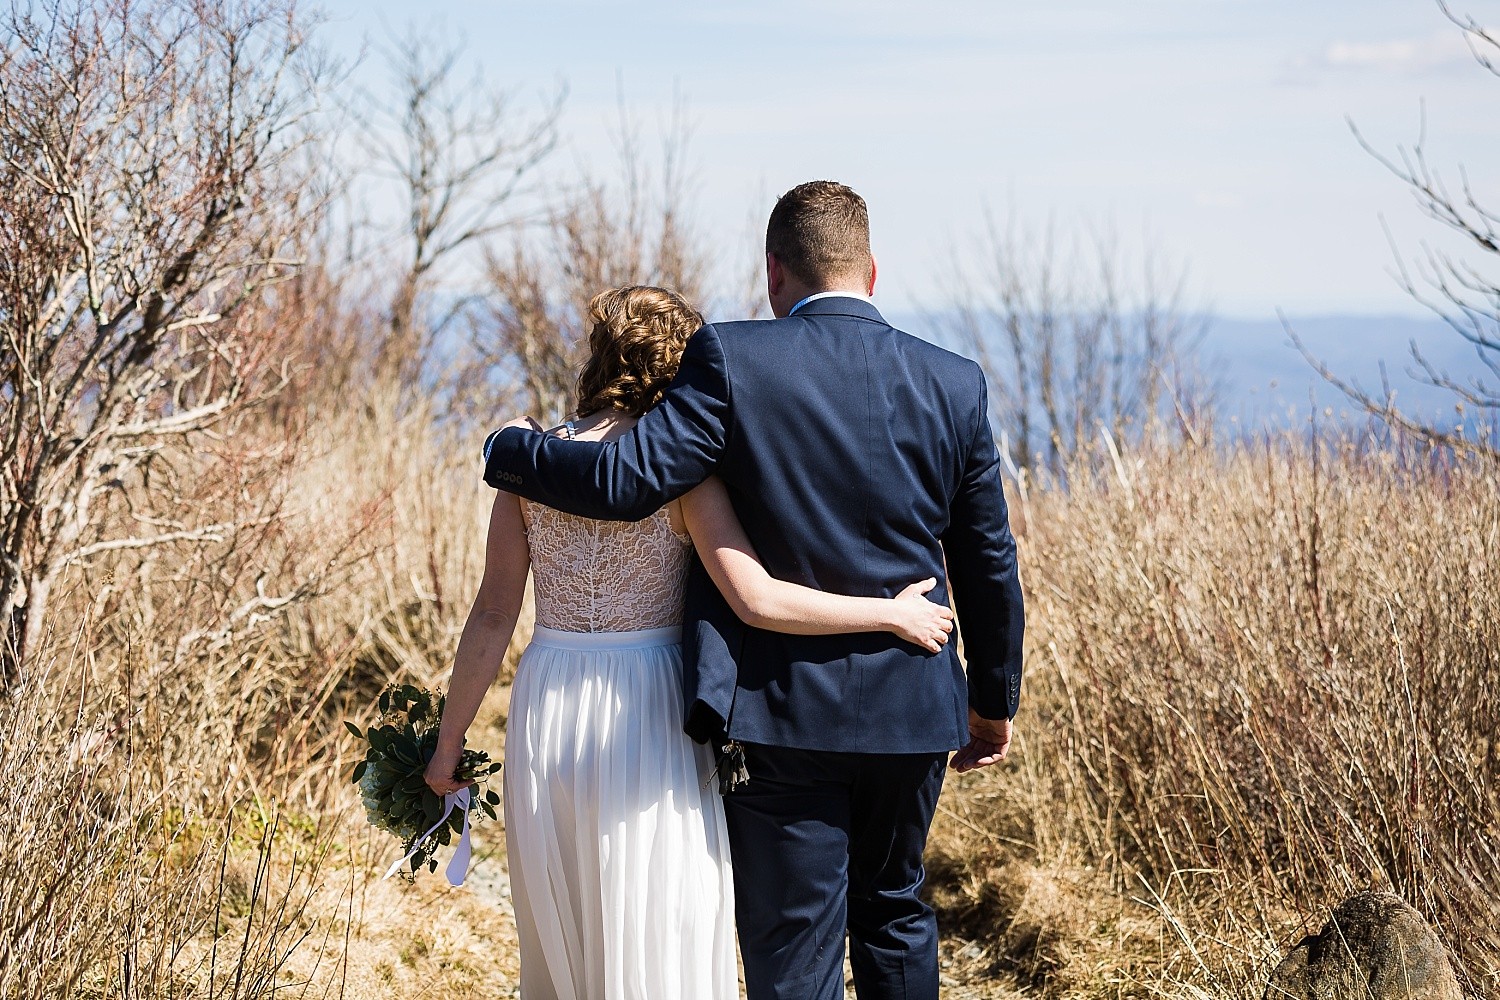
[484,180,1023,1000]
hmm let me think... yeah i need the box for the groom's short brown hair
[766,181,872,287]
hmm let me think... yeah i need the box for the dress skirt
[504,624,738,1000]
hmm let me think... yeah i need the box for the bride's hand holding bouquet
[346,684,502,883]
[423,732,476,797]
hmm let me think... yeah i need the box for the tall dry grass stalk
[0,615,341,998]
[932,434,1500,998]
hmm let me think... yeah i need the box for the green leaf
[485,789,500,806]
[344,720,364,739]
[393,731,420,763]
[378,689,391,714]
[351,760,368,784]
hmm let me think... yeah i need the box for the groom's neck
[770,279,869,318]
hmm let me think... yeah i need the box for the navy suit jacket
[484,296,1024,754]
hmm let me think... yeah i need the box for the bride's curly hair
[575,285,705,418]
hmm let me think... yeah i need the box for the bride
[424,285,954,999]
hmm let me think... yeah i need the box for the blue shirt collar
[789,290,875,315]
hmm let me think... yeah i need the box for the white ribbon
[381,787,472,887]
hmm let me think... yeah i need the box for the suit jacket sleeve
[942,367,1025,720]
[481,323,732,521]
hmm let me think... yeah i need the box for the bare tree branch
[941,211,1209,473]
[469,98,710,426]
[1288,317,1494,459]
[346,33,563,392]
[1320,3,1500,452]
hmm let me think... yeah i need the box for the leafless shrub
[931,435,1500,997]
[471,99,710,425]
[0,619,345,998]
[0,0,326,671]
[944,216,1211,474]
[347,34,562,394]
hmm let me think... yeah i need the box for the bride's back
[521,411,691,633]
[523,500,691,632]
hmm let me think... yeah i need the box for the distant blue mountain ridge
[450,297,1487,438]
[883,310,1487,437]
[1204,314,1484,432]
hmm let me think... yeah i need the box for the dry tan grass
[929,436,1500,998]
[1,400,524,999]
[9,403,1495,999]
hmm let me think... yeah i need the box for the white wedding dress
[504,501,738,1000]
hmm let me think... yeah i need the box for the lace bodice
[522,501,693,632]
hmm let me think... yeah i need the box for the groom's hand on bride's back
[949,709,1012,773]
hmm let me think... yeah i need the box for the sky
[318,0,1500,325]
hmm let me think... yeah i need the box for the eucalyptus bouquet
[346,684,502,880]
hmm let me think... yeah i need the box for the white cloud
[1318,30,1479,74]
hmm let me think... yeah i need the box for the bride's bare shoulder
[499,414,591,440]
[569,411,638,442]
[499,415,544,432]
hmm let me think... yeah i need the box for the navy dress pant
[724,744,948,1000]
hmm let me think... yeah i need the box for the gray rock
[1266,892,1463,1000]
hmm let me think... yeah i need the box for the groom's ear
[766,252,786,297]
[867,254,878,297]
